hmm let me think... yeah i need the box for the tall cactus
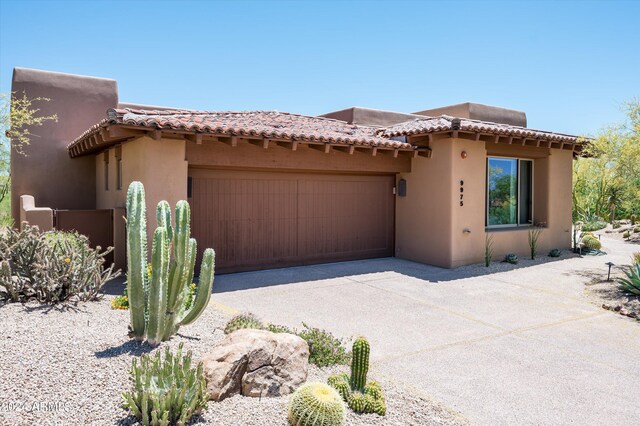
[126,181,216,346]
[126,182,148,340]
[350,337,370,391]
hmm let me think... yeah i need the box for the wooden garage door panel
[297,178,393,258]
[191,176,298,270]
[189,169,394,273]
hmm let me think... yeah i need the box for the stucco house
[12,68,585,273]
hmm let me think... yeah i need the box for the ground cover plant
[0,225,119,303]
[122,343,209,426]
[504,254,518,264]
[327,337,386,416]
[224,313,352,367]
[126,182,215,346]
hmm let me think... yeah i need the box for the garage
[188,168,395,273]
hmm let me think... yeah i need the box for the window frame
[485,156,534,229]
[103,151,109,191]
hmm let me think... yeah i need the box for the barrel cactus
[126,181,216,346]
[224,313,264,334]
[623,230,630,240]
[287,382,345,426]
[326,337,386,416]
[582,235,601,250]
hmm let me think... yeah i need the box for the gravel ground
[584,274,640,321]
[0,297,467,426]
[454,251,581,277]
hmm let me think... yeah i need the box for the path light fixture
[605,262,615,281]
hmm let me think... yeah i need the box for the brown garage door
[188,168,395,273]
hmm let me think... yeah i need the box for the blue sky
[1,0,638,135]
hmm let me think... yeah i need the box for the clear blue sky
[1,0,638,136]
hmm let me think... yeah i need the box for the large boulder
[200,328,309,401]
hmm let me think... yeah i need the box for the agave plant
[618,262,640,296]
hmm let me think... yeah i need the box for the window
[486,157,533,227]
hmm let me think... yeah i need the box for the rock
[602,303,611,310]
[200,329,309,401]
[614,305,621,312]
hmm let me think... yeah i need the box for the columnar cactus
[350,337,370,391]
[287,382,345,426]
[126,181,216,346]
[327,337,386,416]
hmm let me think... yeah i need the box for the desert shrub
[504,254,518,264]
[288,382,345,426]
[527,227,543,260]
[548,249,562,257]
[111,289,129,310]
[582,221,607,232]
[632,252,640,266]
[224,312,264,334]
[484,233,494,267]
[631,214,637,226]
[122,343,208,426]
[0,226,119,303]
[298,323,351,367]
[612,221,622,229]
[223,315,351,367]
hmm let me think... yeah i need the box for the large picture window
[486,157,533,227]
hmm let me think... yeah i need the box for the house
[12,68,584,273]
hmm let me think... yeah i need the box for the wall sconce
[463,228,471,234]
[461,150,468,159]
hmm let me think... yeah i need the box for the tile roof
[378,115,583,144]
[67,108,412,152]
[67,108,586,158]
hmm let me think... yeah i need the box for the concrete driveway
[214,236,640,426]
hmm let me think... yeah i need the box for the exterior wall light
[606,262,615,281]
[461,151,468,159]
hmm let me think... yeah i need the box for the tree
[0,92,58,223]
[573,99,640,223]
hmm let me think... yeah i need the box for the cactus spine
[126,182,216,346]
[350,337,370,391]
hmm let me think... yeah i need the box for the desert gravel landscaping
[0,296,467,426]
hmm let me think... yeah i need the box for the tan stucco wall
[96,136,188,256]
[395,139,454,267]
[396,138,574,268]
[11,68,118,225]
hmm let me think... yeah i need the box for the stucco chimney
[414,102,527,127]
[10,68,118,224]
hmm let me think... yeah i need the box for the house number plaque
[459,180,464,206]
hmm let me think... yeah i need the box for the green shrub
[222,316,351,367]
[122,343,208,426]
[298,323,352,367]
[111,289,129,310]
[287,382,345,426]
[224,313,264,334]
[548,249,562,257]
[327,337,386,416]
[0,226,119,304]
[581,221,607,232]
[618,262,640,296]
[504,253,518,264]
